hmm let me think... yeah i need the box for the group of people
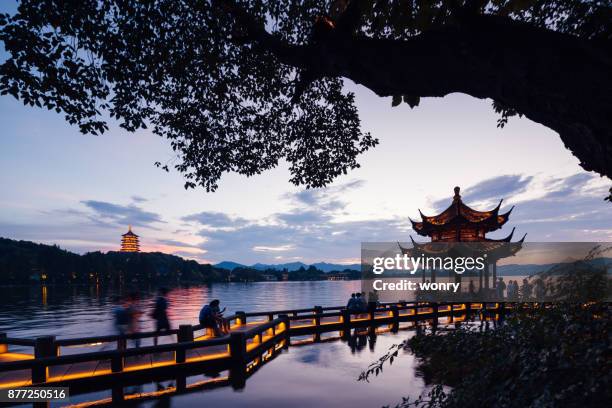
[497,278,546,300]
[113,288,172,348]
[198,299,227,337]
[113,289,230,349]
[466,277,547,301]
[346,292,368,312]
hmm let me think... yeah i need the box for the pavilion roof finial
[453,186,461,202]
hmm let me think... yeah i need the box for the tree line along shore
[0,237,360,285]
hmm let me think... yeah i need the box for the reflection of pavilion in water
[401,187,525,290]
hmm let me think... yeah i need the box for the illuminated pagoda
[401,187,525,290]
[120,225,140,252]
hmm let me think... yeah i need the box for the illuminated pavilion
[120,225,140,252]
[400,187,525,290]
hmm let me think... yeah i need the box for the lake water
[0,281,365,339]
[0,282,441,407]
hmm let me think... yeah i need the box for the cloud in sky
[181,211,247,229]
[131,195,148,203]
[1,174,609,263]
[180,180,412,263]
[179,173,611,264]
[508,174,612,240]
[80,200,163,228]
[432,174,533,211]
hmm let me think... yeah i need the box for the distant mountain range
[215,261,361,272]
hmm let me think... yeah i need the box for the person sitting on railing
[151,288,171,346]
[199,299,226,337]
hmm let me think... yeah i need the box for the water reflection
[1,282,457,407]
[0,281,361,340]
[53,325,426,408]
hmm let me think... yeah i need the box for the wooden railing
[0,301,512,397]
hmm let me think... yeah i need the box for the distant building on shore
[327,272,350,281]
[120,225,140,252]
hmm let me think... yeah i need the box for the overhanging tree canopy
[1,0,610,196]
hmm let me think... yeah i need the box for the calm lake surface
[0,282,437,407]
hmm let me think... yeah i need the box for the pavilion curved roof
[410,187,514,236]
[398,230,527,260]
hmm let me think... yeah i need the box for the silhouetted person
[368,290,380,304]
[346,293,357,311]
[496,277,506,300]
[113,296,130,350]
[534,279,546,301]
[199,299,226,337]
[152,288,171,346]
[520,279,533,300]
[355,292,367,312]
[508,280,518,300]
[468,280,476,297]
[127,292,142,348]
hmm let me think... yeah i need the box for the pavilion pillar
[492,262,497,287]
[484,263,490,290]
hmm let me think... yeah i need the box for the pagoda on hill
[401,187,525,290]
[120,225,140,252]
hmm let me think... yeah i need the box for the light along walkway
[0,301,509,405]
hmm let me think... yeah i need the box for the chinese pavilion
[120,225,140,252]
[401,187,525,289]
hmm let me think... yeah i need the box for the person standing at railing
[356,292,367,312]
[346,293,357,310]
[127,292,142,348]
[496,278,506,300]
[520,279,533,301]
[113,296,130,350]
[152,288,171,346]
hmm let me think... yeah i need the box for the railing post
[314,306,322,327]
[0,332,7,353]
[117,336,127,351]
[111,351,124,373]
[390,305,399,320]
[431,302,438,322]
[112,385,125,405]
[279,314,290,344]
[465,302,472,316]
[236,311,247,326]
[341,309,351,337]
[368,302,377,321]
[229,332,247,363]
[176,325,194,364]
[33,335,56,384]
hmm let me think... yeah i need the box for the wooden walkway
[0,301,505,405]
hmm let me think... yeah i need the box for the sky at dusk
[1,3,610,265]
